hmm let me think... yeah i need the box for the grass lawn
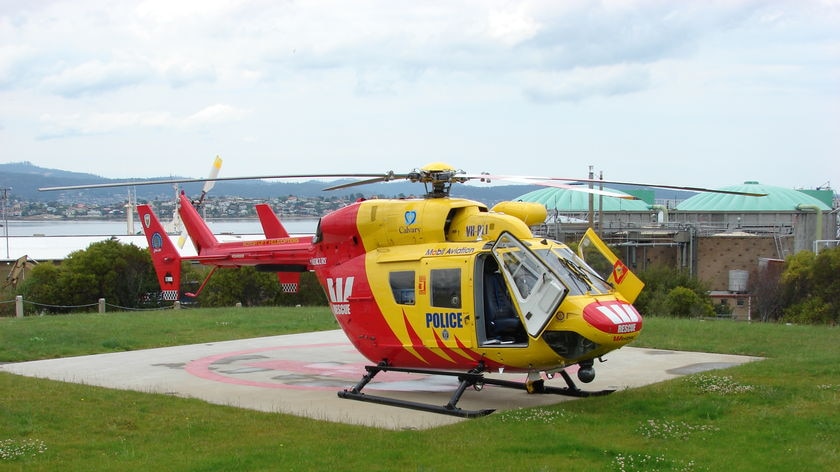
[1,309,838,471]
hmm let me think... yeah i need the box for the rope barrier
[0,296,179,315]
[22,300,98,309]
[104,302,176,312]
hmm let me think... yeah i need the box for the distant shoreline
[10,215,319,222]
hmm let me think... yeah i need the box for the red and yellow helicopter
[42,160,762,417]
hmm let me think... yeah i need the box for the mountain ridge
[0,161,546,204]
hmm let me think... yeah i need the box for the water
[2,217,319,237]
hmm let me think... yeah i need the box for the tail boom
[140,196,315,300]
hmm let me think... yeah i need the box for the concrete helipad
[0,330,761,430]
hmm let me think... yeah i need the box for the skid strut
[337,362,615,418]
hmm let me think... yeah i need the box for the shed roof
[515,187,651,212]
[676,181,832,212]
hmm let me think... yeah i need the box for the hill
[0,161,541,205]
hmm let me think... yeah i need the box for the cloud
[185,104,250,125]
[37,104,249,139]
[162,62,217,88]
[40,59,151,97]
[523,64,652,102]
[7,0,834,103]
[485,5,542,46]
[0,44,34,87]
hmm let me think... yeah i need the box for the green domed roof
[676,182,832,212]
[516,187,651,212]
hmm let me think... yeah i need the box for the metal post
[587,166,594,230]
[1,187,10,259]
[598,170,604,235]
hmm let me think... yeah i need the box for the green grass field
[1,309,838,471]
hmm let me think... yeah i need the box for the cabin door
[492,232,568,338]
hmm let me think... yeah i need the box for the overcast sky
[1,0,838,191]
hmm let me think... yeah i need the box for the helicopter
[42,160,764,417]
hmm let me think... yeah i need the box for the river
[1,217,320,237]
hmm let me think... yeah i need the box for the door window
[389,270,415,305]
[492,232,568,337]
[430,268,461,308]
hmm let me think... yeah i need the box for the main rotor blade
[39,173,394,191]
[321,172,404,191]
[474,174,767,197]
[491,176,638,199]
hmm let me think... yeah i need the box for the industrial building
[519,182,838,319]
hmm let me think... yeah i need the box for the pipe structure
[796,204,823,243]
[650,204,669,225]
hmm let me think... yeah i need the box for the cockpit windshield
[534,246,612,296]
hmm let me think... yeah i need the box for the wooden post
[98,298,106,313]
[15,295,23,318]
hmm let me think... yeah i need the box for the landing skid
[337,363,615,418]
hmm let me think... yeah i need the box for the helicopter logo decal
[583,300,641,336]
[327,277,354,316]
[400,210,421,234]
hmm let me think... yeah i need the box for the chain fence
[0,296,181,317]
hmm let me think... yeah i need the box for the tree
[271,272,327,306]
[665,286,714,318]
[198,267,278,307]
[196,267,327,307]
[780,251,815,310]
[17,263,61,308]
[781,246,840,324]
[634,266,712,317]
[752,262,784,322]
[17,240,158,313]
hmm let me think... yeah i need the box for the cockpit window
[535,247,612,296]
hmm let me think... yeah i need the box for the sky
[1,0,838,191]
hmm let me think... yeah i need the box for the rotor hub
[408,162,468,198]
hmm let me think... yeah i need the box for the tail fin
[256,204,290,237]
[178,193,219,254]
[137,204,182,301]
[255,203,301,293]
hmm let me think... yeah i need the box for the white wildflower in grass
[637,419,720,440]
[611,452,705,472]
[686,374,754,394]
[497,407,574,423]
[817,384,839,392]
[0,438,48,461]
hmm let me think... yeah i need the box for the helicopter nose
[582,300,643,337]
